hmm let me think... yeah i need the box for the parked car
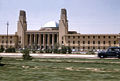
[98,47,120,58]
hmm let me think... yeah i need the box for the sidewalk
[0,53,97,59]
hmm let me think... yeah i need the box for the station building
[0,9,120,51]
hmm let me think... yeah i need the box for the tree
[61,45,67,54]
[22,49,32,60]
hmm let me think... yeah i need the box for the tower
[59,8,68,45]
[17,10,27,48]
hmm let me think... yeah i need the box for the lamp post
[7,22,9,48]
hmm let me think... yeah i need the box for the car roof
[108,47,120,49]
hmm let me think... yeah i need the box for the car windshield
[107,48,120,52]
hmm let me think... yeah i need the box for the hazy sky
[0,0,120,34]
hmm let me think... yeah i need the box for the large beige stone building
[0,9,120,51]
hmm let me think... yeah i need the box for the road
[0,53,98,59]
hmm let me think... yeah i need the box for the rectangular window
[78,41,80,44]
[88,41,90,44]
[68,36,70,39]
[73,36,75,39]
[88,47,90,49]
[10,36,12,39]
[114,36,116,38]
[19,41,21,43]
[93,41,95,44]
[103,47,105,49]
[83,41,85,44]
[109,41,111,44]
[98,47,100,49]
[10,41,12,44]
[83,47,85,49]
[98,41,100,44]
[2,40,4,43]
[68,41,70,43]
[103,36,105,38]
[114,41,116,44]
[2,36,4,39]
[6,40,8,43]
[73,41,75,44]
[88,36,90,38]
[62,41,63,44]
[83,36,85,39]
[93,36,95,39]
[103,41,105,44]
[98,36,100,39]
[78,47,80,51]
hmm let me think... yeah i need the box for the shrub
[0,45,4,53]
[0,49,3,53]
[61,46,67,54]
[5,48,16,53]
[67,46,72,54]
[0,45,4,52]
[86,50,95,55]
[32,49,36,53]
[39,49,44,53]
[22,49,32,60]
[53,48,59,53]
[0,57,2,64]
[45,49,52,53]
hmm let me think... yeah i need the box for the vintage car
[98,47,120,58]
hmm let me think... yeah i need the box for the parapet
[20,10,26,17]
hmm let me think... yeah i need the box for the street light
[7,22,9,48]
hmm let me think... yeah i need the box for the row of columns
[26,33,59,49]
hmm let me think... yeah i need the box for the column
[30,34,32,47]
[35,34,37,44]
[39,34,41,48]
[43,34,45,49]
[35,34,38,49]
[48,34,50,49]
[33,34,35,44]
[52,34,54,48]
[26,34,28,47]
[57,34,59,44]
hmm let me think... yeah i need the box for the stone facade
[0,35,18,48]
[0,9,120,51]
[63,34,120,51]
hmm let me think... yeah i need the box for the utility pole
[7,22,9,48]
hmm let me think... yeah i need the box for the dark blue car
[98,47,120,58]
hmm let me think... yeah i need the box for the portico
[26,31,59,49]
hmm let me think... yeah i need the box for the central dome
[43,21,59,27]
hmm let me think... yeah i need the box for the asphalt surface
[0,53,98,59]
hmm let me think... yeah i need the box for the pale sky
[0,0,120,34]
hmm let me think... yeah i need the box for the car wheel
[100,55,104,58]
[117,55,120,59]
